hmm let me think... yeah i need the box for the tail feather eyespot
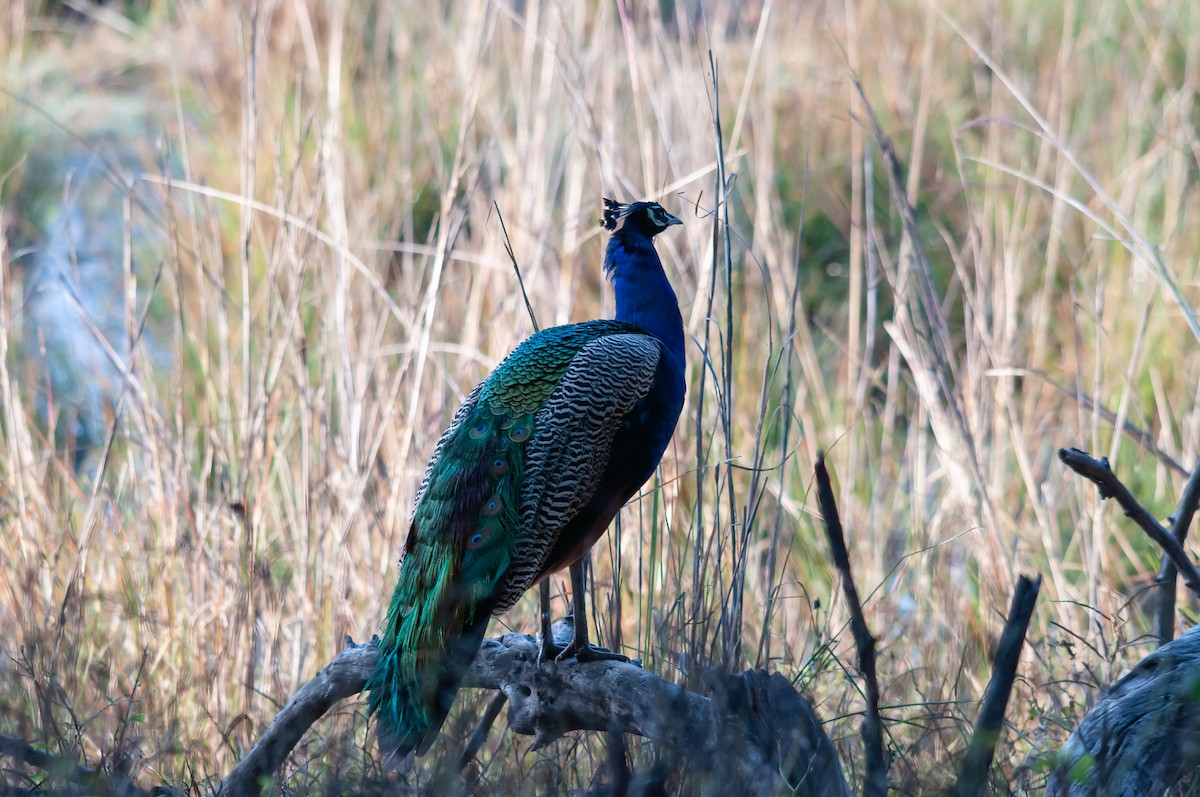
[481,496,502,517]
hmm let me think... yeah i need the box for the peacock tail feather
[366,390,528,757]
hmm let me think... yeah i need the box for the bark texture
[214,634,851,797]
[1044,626,1200,796]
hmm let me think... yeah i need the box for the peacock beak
[664,211,682,227]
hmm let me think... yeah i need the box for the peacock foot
[540,638,631,664]
[570,643,630,664]
[537,611,638,664]
[538,615,575,663]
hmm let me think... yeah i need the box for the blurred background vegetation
[1,0,1198,793]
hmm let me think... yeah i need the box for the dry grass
[2,0,1199,793]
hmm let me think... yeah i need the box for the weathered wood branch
[211,633,850,797]
[702,667,851,797]
[1044,625,1200,796]
[815,453,888,797]
[954,574,1042,797]
[1057,447,1200,595]
[1154,458,1200,643]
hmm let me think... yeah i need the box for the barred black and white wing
[496,332,662,609]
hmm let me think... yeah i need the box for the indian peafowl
[366,198,686,761]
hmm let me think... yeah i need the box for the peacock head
[601,198,682,238]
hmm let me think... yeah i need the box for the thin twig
[993,368,1188,476]
[1154,458,1200,644]
[952,574,1041,797]
[216,637,375,796]
[1058,447,1200,596]
[0,733,151,797]
[458,691,507,772]
[814,453,888,797]
[493,201,538,333]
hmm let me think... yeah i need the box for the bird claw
[536,610,632,664]
[572,644,631,664]
[539,639,630,664]
[538,639,568,665]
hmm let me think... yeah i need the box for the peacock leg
[538,578,566,661]
[563,556,629,663]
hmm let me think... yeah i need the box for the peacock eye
[489,458,509,476]
[509,426,530,443]
[469,530,487,547]
[482,497,501,517]
[469,421,489,439]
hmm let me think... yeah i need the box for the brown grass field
[2,0,1199,793]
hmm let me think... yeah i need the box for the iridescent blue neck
[605,229,685,366]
